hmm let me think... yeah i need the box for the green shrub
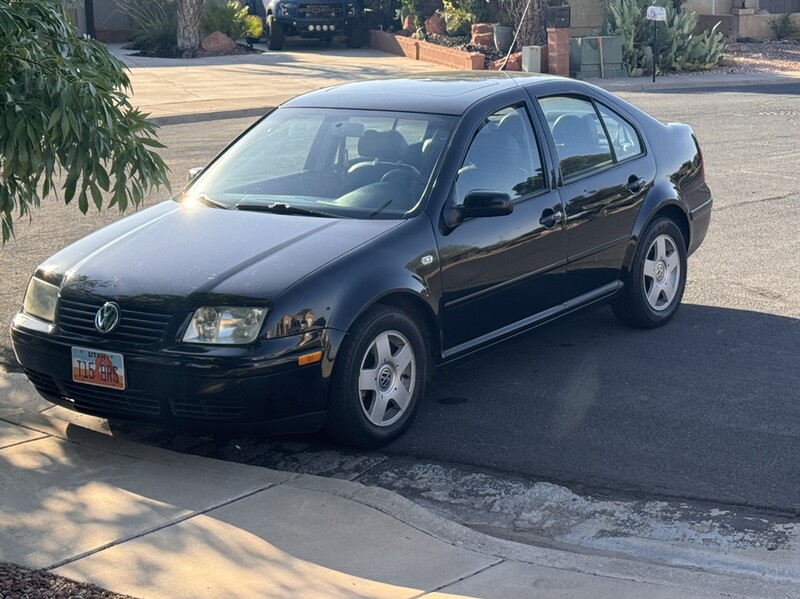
[121,0,178,57]
[203,0,263,40]
[443,0,490,33]
[770,13,799,40]
[605,0,724,75]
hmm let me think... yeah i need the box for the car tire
[266,15,284,51]
[345,24,364,49]
[326,305,428,448]
[612,216,687,329]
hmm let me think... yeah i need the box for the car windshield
[184,107,457,219]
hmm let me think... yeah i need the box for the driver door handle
[539,208,563,229]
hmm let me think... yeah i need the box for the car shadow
[108,303,800,512]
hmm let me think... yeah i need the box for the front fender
[263,215,441,361]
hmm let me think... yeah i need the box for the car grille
[60,381,161,417]
[297,3,343,18]
[169,397,244,420]
[57,298,173,345]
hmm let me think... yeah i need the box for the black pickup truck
[246,0,364,50]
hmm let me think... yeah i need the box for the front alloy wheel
[327,305,427,447]
[358,330,416,427]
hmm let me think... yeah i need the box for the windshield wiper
[236,201,343,219]
[181,193,231,209]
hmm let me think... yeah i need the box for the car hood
[39,201,401,306]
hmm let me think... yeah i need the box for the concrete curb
[596,73,800,92]
[150,107,274,127]
[1,372,796,599]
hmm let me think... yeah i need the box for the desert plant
[494,0,548,49]
[121,0,178,57]
[203,0,263,40]
[605,0,724,75]
[770,13,799,40]
[398,0,425,35]
[442,0,491,35]
[0,0,170,243]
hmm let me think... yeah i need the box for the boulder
[471,23,493,36]
[201,31,236,53]
[425,11,447,36]
[471,23,493,46]
[488,52,523,71]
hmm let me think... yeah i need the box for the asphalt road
[2,83,799,514]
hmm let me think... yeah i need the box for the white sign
[646,6,667,20]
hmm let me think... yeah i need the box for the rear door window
[539,96,614,183]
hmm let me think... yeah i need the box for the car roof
[281,72,563,116]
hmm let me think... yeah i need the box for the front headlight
[183,307,267,344]
[23,277,59,323]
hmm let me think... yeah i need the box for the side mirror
[461,191,514,219]
[441,190,513,232]
[187,166,204,181]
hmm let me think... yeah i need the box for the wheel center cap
[655,261,666,283]
[377,364,395,392]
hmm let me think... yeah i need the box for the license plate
[71,347,126,390]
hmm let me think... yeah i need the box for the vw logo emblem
[95,302,121,334]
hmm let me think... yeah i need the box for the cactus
[605,0,724,75]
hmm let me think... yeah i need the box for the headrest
[551,114,594,145]
[468,132,520,171]
[357,130,408,161]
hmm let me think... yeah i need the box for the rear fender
[621,183,689,274]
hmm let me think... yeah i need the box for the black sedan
[11,73,712,447]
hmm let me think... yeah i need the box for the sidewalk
[108,42,800,125]
[1,371,789,599]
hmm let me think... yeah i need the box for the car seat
[343,130,409,192]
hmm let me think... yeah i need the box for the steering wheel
[380,166,426,186]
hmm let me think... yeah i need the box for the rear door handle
[626,176,647,195]
[539,208,563,229]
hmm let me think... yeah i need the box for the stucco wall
[739,12,800,37]
[94,0,131,32]
[569,0,606,36]
[68,0,131,39]
[684,0,735,14]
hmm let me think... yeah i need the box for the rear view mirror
[332,122,365,138]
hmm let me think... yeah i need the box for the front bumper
[11,315,334,434]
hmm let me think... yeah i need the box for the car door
[534,94,656,297]
[435,101,567,355]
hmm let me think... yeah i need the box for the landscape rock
[471,23,493,46]
[402,15,416,33]
[201,31,236,53]
[488,52,522,71]
[473,32,494,47]
[426,11,447,36]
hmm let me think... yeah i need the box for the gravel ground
[722,39,800,73]
[0,563,137,599]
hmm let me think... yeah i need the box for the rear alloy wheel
[327,305,427,447]
[266,15,284,50]
[612,216,687,328]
